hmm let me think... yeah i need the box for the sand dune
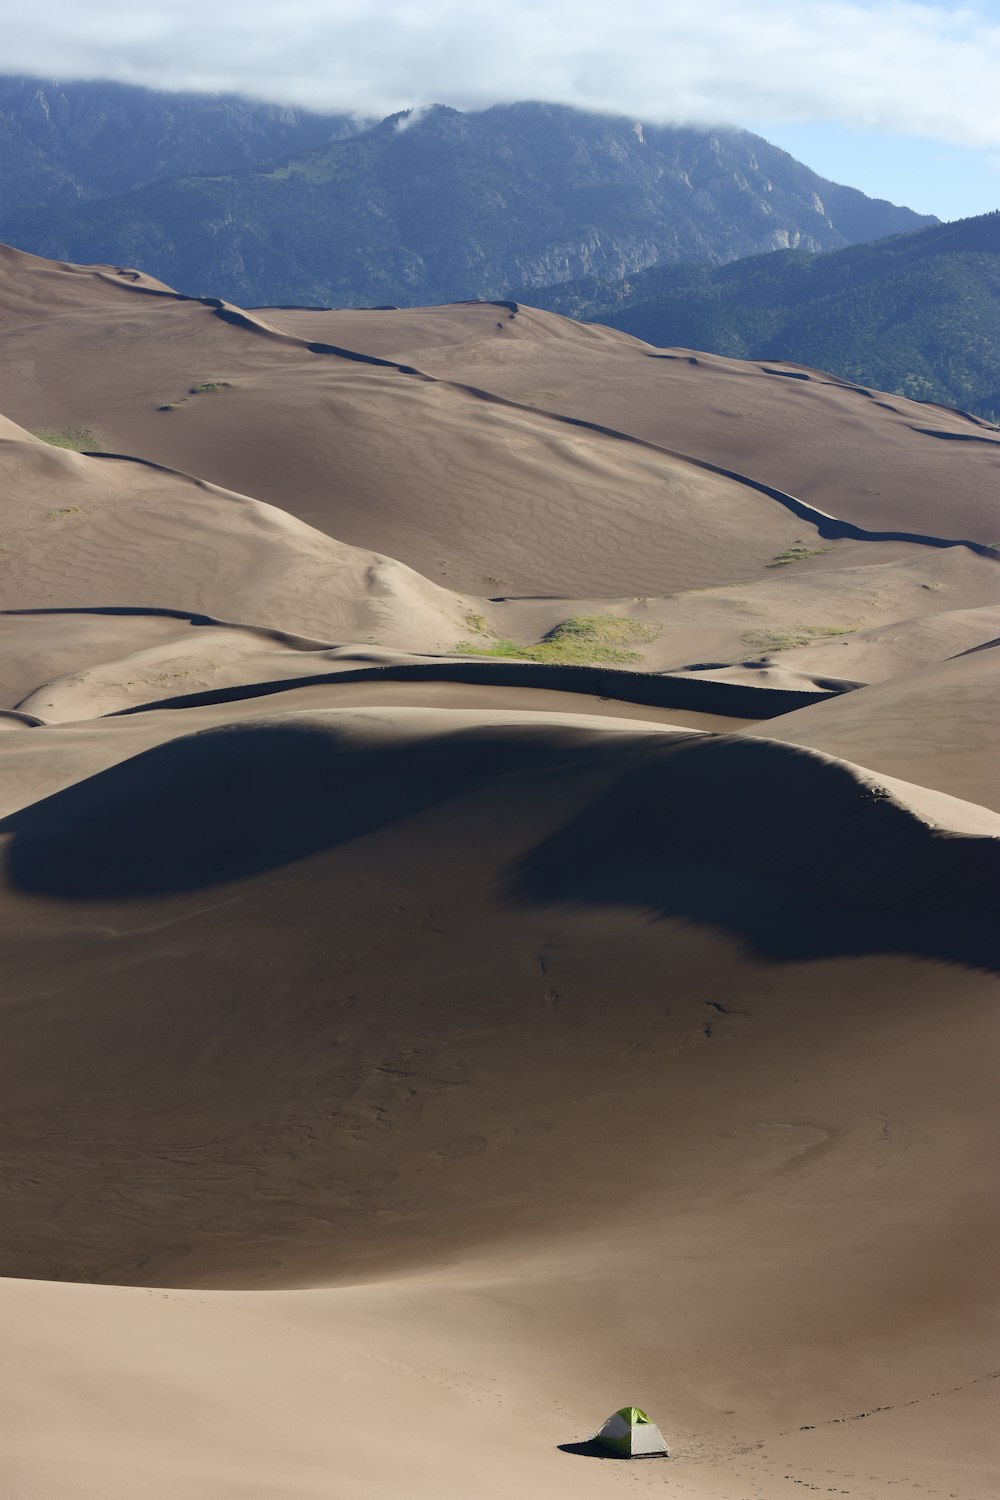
[263,299,1000,544]
[0,240,176,314]
[0,245,998,1500]
[1,708,997,1500]
[0,248,815,597]
[737,601,1000,682]
[0,419,471,649]
[760,644,1000,810]
[3,246,995,602]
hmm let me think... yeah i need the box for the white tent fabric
[591,1405,669,1457]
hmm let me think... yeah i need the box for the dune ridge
[90,265,1000,557]
[5,709,996,937]
[97,656,843,720]
[0,423,471,648]
[264,300,1000,543]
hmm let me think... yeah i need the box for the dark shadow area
[304,338,421,375]
[4,724,996,971]
[2,602,222,626]
[1,718,586,899]
[511,735,1000,972]
[1,607,837,720]
[910,427,1000,445]
[104,660,832,721]
[558,1441,629,1460]
[0,604,328,651]
[952,636,1000,659]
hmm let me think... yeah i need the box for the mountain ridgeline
[0,81,935,306]
[0,75,364,223]
[531,213,1000,423]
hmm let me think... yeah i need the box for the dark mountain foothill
[529,211,1000,423]
[0,84,935,306]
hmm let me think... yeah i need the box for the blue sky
[5,0,1000,222]
[754,122,999,222]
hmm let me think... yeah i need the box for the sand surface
[0,246,997,1499]
[262,301,1000,544]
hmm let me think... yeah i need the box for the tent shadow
[557,1441,625,1460]
[558,1440,669,1460]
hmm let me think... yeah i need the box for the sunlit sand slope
[264,299,1000,543]
[0,418,467,648]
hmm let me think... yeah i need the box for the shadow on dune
[0,718,587,900]
[3,721,996,970]
[511,735,1000,972]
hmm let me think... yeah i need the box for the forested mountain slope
[1,91,935,305]
[531,212,1000,421]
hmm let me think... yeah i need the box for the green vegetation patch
[455,613,661,665]
[189,381,236,395]
[33,427,104,452]
[768,543,832,567]
[741,624,855,652]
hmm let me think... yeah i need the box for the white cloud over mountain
[6,0,1000,148]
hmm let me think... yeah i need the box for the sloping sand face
[0,246,997,1500]
[758,645,1000,811]
[262,300,1000,544]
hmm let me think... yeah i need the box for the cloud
[393,103,436,133]
[4,0,1000,149]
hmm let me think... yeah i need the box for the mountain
[0,88,935,305]
[530,212,1000,422]
[0,75,363,222]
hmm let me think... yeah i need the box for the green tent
[592,1405,669,1458]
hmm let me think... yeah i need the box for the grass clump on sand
[455,613,661,665]
[189,381,235,395]
[768,542,832,567]
[45,506,82,520]
[33,427,104,452]
[741,624,855,652]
